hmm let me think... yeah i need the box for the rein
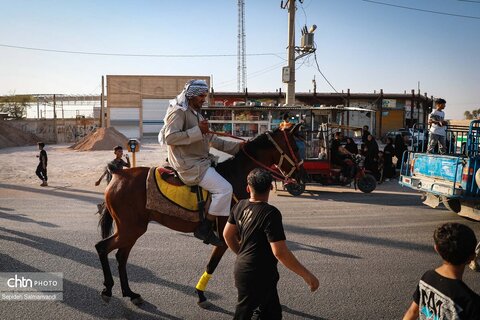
[209,129,302,181]
[240,144,288,181]
[207,130,247,141]
[267,130,303,179]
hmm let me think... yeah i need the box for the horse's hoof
[101,293,111,303]
[197,300,212,309]
[131,296,144,306]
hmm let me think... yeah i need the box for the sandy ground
[0,138,238,189]
[0,138,390,189]
[0,138,169,188]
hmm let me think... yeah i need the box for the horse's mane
[217,129,275,167]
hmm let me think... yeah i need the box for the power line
[0,43,285,58]
[312,45,340,94]
[215,61,285,88]
[457,0,480,3]
[299,1,308,26]
[361,0,480,20]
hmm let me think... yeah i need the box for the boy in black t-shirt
[403,223,480,320]
[35,142,48,187]
[223,168,319,320]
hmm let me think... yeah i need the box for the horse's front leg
[196,244,229,308]
[116,245,143,305]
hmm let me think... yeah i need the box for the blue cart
[399,120,480,221]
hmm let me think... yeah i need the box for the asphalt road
[0,181,479,320]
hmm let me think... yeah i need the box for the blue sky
[0,0,479,119]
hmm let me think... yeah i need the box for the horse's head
[242,123,304,181]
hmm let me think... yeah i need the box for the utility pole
[53,94,58,144]
[282,0,315,106]
[36,98,40,119]
[286,0,296,105]
[100,76,105,128]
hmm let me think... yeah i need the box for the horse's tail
[98,204,114,239]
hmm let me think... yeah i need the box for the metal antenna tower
[237,0,246,92]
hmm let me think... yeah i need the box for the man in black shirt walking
[224,168,319,320]
[35,142,48,187]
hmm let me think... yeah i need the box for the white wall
[142,99,170,136]
[109,107,140,139]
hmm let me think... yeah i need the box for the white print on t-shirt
[238,208,253,228]
[418,280,462,320]
[429,110,446,136]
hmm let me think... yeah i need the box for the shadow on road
[288,240,361,259]
[282,305,328,320]
[0,183,103,204]
[277,189,422,207]
[0,209,59,228]
[0,226,222,301]
[284,224,433,253]
[0,253,183,320]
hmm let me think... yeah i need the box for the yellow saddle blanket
[153,167,208,211]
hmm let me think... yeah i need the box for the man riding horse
[159,79,242,246]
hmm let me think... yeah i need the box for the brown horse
[95,125,302,306]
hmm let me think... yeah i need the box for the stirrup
[203,230,224,247]
[194,224,223,247]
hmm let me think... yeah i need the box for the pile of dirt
[0,121,41,149]
[70,127,129,151]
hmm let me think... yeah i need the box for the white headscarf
[158,79,209,145]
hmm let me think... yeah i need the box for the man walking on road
[224,168,319,319]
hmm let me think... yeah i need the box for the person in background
[294,124,306,160]
[427,98,448,154]
[279,113,293,130]
[402,223,479,320]
[95,145,131,186]
[345,137,358,155]
[36,142,48,187]
[279,113,306,159]
[223,168,319,320]
[364,134,379,179]
[331,132,355,180]
[362,125,371,144]
[383,137,395,181]
[395,134,408,171]
[95,145,131,215]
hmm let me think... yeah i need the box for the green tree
[0,94,33,119]
[472,109,478,119]
[464,111,473,120]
